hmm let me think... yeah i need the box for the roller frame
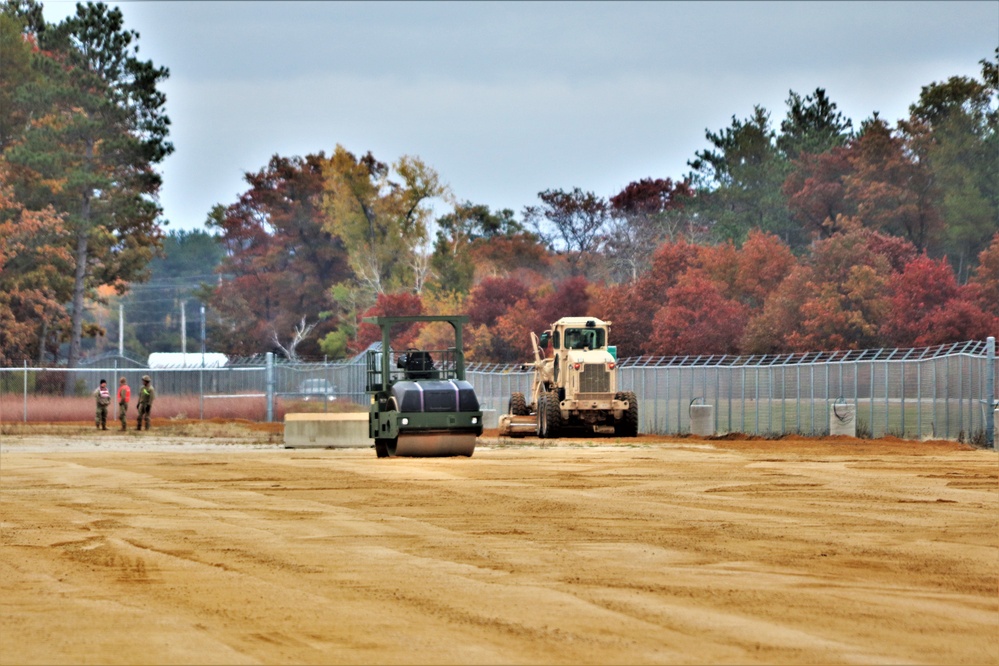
[365,315,483,458]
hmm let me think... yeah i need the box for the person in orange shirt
[117,377,131,431]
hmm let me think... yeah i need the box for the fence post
[23,359,27,423]
[986,337,995,449]
[266,352,274,423]
[112,359,118,423]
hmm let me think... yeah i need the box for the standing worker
[93,379,111,430]
[117,377,131,431]
[136,375,155,431]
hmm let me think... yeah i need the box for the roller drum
[391,432,476,457]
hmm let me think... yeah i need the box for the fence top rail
[615,340,992,369]
[4,340,992,374]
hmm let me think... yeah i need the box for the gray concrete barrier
[284,412,371,449]
[690,404,714,437]
[830,403,857,437]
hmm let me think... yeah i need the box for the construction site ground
[1,421,996,665]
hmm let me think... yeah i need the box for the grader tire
[509,392,529,416]
[542,392,562,439]
[615,391,639,437]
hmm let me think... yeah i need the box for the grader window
[564,328,605,350]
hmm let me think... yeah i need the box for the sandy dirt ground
[1,423,996,665]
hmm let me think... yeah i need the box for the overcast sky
[41,1,999,233]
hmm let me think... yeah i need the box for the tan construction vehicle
[498,316,638,438]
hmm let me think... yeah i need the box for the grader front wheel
[538,392,562,439]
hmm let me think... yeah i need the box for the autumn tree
[207,153,351,359]
[1,2,173,370]
[493,277,592,363]
[881,255,995,347]
[322,145,447,297]
[352,291,424,354]
[428,202,544,294]
[523,187,610,277]
[968,232,999,320]
[844,116,943,253]
[782,148,855,239]
[646,270,750,356]
[0,164,73,365]
[605,177,695,282]
[594,239,701,357]
[463,276,530,362]
[744,226,915,353]
[729,229,797,308]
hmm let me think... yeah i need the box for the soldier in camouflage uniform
[93,379,111,430]
[136,375,155,431]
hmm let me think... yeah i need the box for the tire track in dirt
[2,437,996,664]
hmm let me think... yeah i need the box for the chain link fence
[2,339,995,444]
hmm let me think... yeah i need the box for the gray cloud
[41,0,998,229]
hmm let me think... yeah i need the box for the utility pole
[200,305,206,420]
[180,300,187,361]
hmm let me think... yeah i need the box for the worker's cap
[142,375,151,382]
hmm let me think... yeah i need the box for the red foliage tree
[633,239,702,311]
[969,233,999,318]
[732,229,798,308]
[882,255,995,346]
[353,291,424,352]
[207,153,351,358]
[741,265,813,354]
[743,227,913,353]
[695,241,740,296]
[783,146,854,238]
[646,270,750,356]
[845,118,943,253]
[492,277,592,363]
[609,177,693,216]
[0,175,73,365]
[589,281,646,358]
[466,276,529,328]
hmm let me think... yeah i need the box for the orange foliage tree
[0,168,73,365]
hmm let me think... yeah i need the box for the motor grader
[498,317,638,438]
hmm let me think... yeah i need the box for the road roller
[365,315,483,458]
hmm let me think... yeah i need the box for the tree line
[1,1,996,367]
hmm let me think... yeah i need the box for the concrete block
[284,412,371,449]
[690,404,714,437]
[830,403,857,437]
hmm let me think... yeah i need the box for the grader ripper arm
[498,317,639,438]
